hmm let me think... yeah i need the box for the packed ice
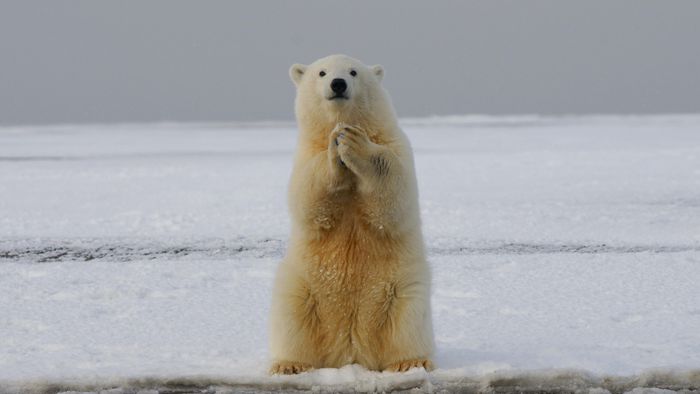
[1,115,699,392]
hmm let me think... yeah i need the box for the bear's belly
[304,219,402,368]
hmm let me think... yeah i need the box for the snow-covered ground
[1,116,699,393]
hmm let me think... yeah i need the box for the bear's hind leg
[269,264,324,374]
[375,278,434,372]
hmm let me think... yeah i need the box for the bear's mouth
[328,94,349,101]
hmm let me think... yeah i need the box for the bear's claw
[384,358,434,373]
[270,361,313,375]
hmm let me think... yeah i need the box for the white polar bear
[269,54,434,374]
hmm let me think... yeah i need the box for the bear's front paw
[383,358,434,373]
[270,360,313,375]
[336,125,374,173]
[329,124,348,169]
[336,125,370,150]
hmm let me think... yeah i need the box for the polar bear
[269,54,434,374]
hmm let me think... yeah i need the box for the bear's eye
[319,71,326,77]
[350,70,357,77]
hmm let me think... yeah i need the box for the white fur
[269,55,434,374]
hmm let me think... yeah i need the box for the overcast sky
[1,1,699,125]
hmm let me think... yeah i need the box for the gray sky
[1,1,699,125]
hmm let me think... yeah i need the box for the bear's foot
[384,358,434,372]
[270,360,313,375]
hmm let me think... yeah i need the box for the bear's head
[290,55,394,131]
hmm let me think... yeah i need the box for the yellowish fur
[269,55,434,374]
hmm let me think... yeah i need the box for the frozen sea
[1,115,699,393]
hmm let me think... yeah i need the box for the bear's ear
[371,65,384,82]
[289,64,307,86]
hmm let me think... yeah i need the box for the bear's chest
[305,217,399,299]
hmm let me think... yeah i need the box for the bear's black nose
[331,78,347,94]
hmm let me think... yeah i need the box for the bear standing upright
[269,55,434,374]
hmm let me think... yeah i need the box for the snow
[1,115,699,393]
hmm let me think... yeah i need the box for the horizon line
[2,112,700,130]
